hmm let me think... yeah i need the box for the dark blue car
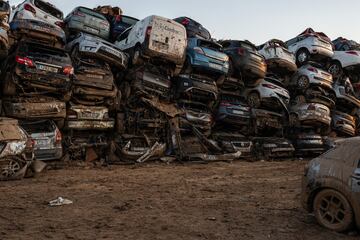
[183,38,229,79]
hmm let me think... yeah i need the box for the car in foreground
[286,28,334,65]
[220,39,267,82]
[174,16,211,40]
[302,137,360,232]
[20,120,63,161]
[0,118,34,181]
[1,41,73,99]
[178,101,213,135]
[257,39,297,74]
[64,6,110,39]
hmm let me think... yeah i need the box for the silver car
[331,111,356,137]
[66,32,128,70]
[289,102,331,127]
[20,120,63,161]
[289,63,333,91]
[242,76,290,110]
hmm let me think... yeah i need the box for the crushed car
[253,137,295,160]
[110,15,139,42]
[174,16,211,40]
[302,137,360,232]
[290,132,326,157]
[331,111,356,137]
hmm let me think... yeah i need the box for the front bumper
[66,120,115,130]
[299,111,331,126]
[34,147,63,161]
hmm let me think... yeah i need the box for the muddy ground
[0,160,358,240]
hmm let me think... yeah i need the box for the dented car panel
[301,137,360,230]
[65,104,115,130]
[3,97,66,119]
[332,111,356,137]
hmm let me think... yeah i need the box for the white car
[328,37,360,77]
[66,33,128,70]
[257,39,297,73]
[241,76,290,110]
[115,15,187,75]
[286,28,334,65]
[10,0,63,28]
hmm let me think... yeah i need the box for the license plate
[86,74,103,79]
[209,63,222,70]
[37,64,58,73]
[102,47,120,57]
[232,110,244,115]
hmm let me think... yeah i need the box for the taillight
[73,10,85,17]
[194,47,205,55]
[24,4,36,14]
[63,66,74,75]
[238,48,246,56]
[262,84,277,89]
[346,51,359,56]
[145,26,152,39]
[307,67,318,73]
[181,18,190,26]
[307,104,316,111]
[16,56,35,68]
[55,21,64,28]
[55,129,62,144]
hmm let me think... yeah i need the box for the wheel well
[330,59,343,68]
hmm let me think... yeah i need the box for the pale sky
[9,0,360,45]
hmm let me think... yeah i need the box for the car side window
[117,28,131,42]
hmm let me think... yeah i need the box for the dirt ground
[0,160,358,240]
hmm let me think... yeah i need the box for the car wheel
[289,113,299,127]
[313,189,354,232]
[328,61,343,78]
[0,157,25,181]
[2,72,16,96]
[296,49,310,65]
[297,75,310,89]
[132,46,143,66]
[247,92,261,108]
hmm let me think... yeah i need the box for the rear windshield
[34,0,63,19]
[121,16,139,26]
[0,1,9,12]
[21,120,54,133]
[22,43,68,57]
[199,40,222,51]
[78,7,107,21]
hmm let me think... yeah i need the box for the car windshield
[199,40,222,51]
[25,44,67,57]
[34,0,63,19]
[78,7,107,20]
[21,120,54,133]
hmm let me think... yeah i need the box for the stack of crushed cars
[2,1,360,180]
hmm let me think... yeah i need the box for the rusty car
[302,137,360,232]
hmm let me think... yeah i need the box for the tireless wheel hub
[1,159,21,178]
[298,76,309,88]
[319,195,346,225]
[298,52,308,63]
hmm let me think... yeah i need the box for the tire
[313,189,354,232]
[296,49,310,65]
[247,92,261,108]
[132,46,143,66]
[2,72,16,96]
[297,75,310,90]
[328,61,343,79]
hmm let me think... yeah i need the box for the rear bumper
[309,45,334,58]
[67,20,109,39]
[34,147,63,161]
[66,120,115,130]
[266,58,297,73]
[191,55,229,75]
[144,47,185,66]
[299,112,331,126]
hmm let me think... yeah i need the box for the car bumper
[299,112,331,126]
[34,147,63,161]
[333,124,356,136]
[66,120,115,130]
[266,58,297,73]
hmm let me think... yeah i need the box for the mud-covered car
[257,39,297,74]
[0,118,34,181]
[65,104,115,131]
[333,77,360,111]
[253,137,295,159]
[174,17,211,40]
[173,74,218,104]
[1,41,73,99]
[72,58,118,107]
[211,132,253,158]
[178,101,213,135]
[302,137,360,232]
[3,96,66,123]
[64,6,110,39]
[216,94,251,132]
[123,64,171,100]
[220,39,267,81]
[252,108,284,134]
[289,102,331,128]
[331,111,356,137]
[183,38,229,81]
[292,86,335,109]
[66,32,128,70]
[20,120,63,161]
[289,62,333,93]
[291,133,326,157]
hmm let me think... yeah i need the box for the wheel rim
[317,194,347,226]
[329,64,340,76]
[1,159,21,178]
[298,76,309,88]
[298,52,308,63]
